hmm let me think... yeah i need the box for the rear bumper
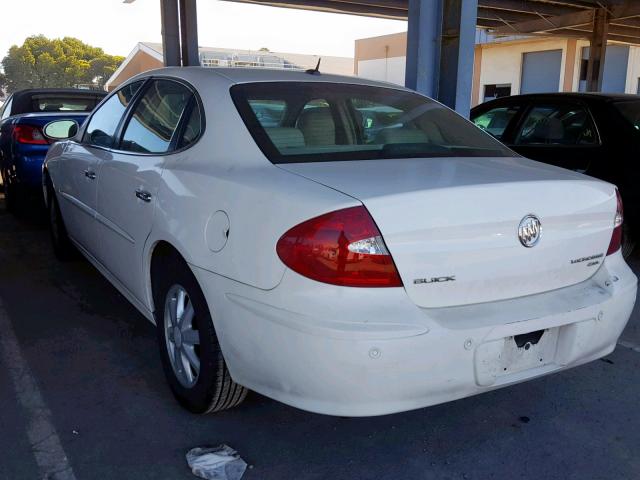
[5,151,47,188]
[17,153,47,188]
[192,251,637,417]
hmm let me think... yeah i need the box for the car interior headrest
[297,107,336,146]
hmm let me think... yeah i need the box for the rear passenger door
[95,78,200,303]
[508,101,603,173]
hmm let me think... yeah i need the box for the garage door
[520,50,562,94]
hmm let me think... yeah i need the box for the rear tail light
[13,125,49,145]
[276,206,403,287]
[607,189,623,255]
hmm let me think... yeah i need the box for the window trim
[78,75,206,157]
[80,78,149,148]
[510,100,602,149]
[0,95,14,120]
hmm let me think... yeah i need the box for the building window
[483,84,511,102]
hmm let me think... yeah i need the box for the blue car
[0,88,106,212]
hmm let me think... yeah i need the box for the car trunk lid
[279,157,617,308]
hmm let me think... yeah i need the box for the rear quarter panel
[143,72,359,308]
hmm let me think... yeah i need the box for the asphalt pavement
[1,201,639,480]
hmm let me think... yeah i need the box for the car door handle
[84,169,96,180]
[135,189,152,203]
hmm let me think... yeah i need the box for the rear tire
[48,189,76,261]
[152,253,247,414]
[4,180,18,214]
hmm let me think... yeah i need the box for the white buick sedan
[43,68,637,416]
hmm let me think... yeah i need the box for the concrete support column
[405,0,442,98]
[405,0,478,116]
[179,0,200,66]
[160,0,181,66]
[586,7,609,92]
[563,39,578,92]
[471,45,482,107]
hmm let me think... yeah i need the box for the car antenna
[306,58,322,75]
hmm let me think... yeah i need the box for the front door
[95,79,195,303]
[56,142,105,253]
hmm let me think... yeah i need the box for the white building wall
[355,36,639,99]
[357,57,406,85]
[479,39,569,97]
[357,39,572,96]
[625,46,640,94]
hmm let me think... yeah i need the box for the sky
[0,0,406,60]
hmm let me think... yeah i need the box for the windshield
[614,100,640,131]
[231,82,514,164]
[29,94,104,113]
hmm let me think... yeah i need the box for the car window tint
[248,99,286,127]
[84,81,143,148]
[472,106,520,140]
[120,80,192,154]
[613,100,640,131]
[1,97,13,120]
[352,98,404,143]
[296,99,336,146]
[232,82,514,164]
[29,94,104,113]
[514,104,599,146]
[177,103,202,149]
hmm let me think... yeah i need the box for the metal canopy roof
[224,0,640,45]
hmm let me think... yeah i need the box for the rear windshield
[28,94,104,113]
[231,82,513,164]
[614,100,640,131]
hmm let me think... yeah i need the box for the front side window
[514,104,599,146]
[232,82,513,164]
[120,79,192,154]
[84,81,143,148]
[472,106,520,140]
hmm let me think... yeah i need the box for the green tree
[1,35,124,93]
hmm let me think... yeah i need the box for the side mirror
[43,119,79,141]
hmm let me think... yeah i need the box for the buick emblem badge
[518,214,542,248]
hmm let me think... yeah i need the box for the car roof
[472,92,640,112]
[127,66,412,92]
[11,88,107,97]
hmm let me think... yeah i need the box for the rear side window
[472,106,520,140]
[177,102,203,149]
[514,104,599,146]
[120,79,193,154]
[231,82,513,164]
[613,100,640,130]
[29,94,104,113]
[84,81,144,148]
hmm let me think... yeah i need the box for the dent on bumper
[191,251,637,417]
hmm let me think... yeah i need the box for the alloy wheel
[163,284,201,388]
